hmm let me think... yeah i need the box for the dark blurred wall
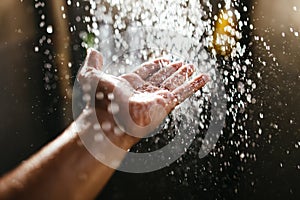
[0,0,92,176]
[0,0,64,174]
[0,1,299,200]
[239,0,300,199]
[98,1,300,200]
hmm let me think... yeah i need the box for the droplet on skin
[82,94,91,102]
[93,123,101,131]
[108,103,119,114]
[101,121,112,131]
[113,126,123,136]
[108,93,115,100]
[76,140,83,147]
[82,84,91,92]
[96,92,104,100]
[94,133,104,142]
[293,6,297,11]
[111,160,121,168]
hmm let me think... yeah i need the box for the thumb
[78,48,104,84]
[76,48,106,102]
[83,48,103,70]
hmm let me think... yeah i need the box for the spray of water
[76,0,257,172]
[29,0,300,197]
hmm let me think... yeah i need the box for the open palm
[79,48,209,148]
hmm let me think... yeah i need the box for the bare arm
[0,49,209,200]
[0,112,123,200]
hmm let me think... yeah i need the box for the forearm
[0,111,128,200]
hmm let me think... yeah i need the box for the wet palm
[80,48,209,147]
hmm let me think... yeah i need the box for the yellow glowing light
[210,9,240,56]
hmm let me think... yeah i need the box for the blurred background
[0,0,299,199]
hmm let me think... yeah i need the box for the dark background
[0,0,299,199]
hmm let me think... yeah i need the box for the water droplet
[82,94,91,102]
[34,46,39,52]
[96,92,104,100]
[279,162,283,168]
[46,25,53,34]
[101,121,112,131]
[94,133,104,142]
[108,103,119,114]
[113,126,123,136]
[93,123,101,131]
[240,153,245,159]
[82,84,91,92]
[107,93,115,100]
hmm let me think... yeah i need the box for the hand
[79,48,209,149]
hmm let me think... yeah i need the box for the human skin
[0,49,209,200]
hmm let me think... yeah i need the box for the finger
[172,74,210,103]
[120,73,145,89]
[78,48,104,84]
[133,58,170,80]
[83,48,103,70]
[161,64,195,91]
[120,73,160,93]
[146,61,183,86]
[153,58,170,64]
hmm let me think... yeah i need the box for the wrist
[72,109,136,168]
